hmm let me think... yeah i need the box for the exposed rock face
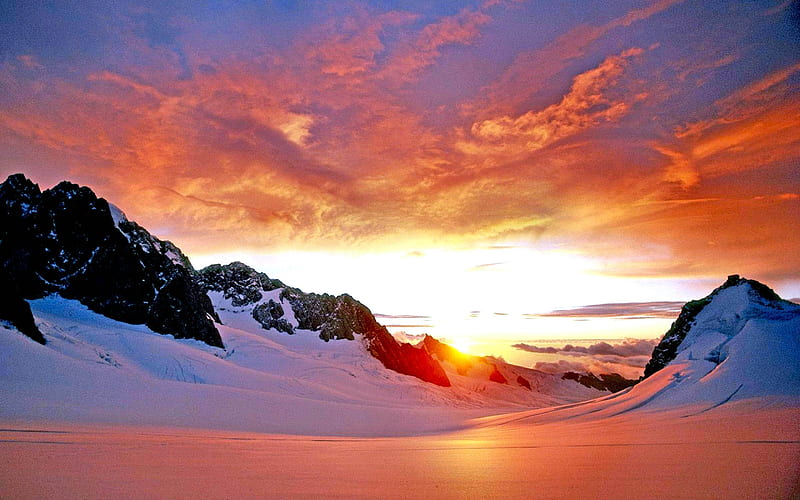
[516,375,532,390]
[252,300,295,334]
[489,364,508,384]
[642,275,786,379]
[0,174,223,348]
[0,269,45,344]
[196,262,284,307]
[421,334,473,375]
[283,289,450,385]
[562,372,637,393]
[366,333,452,388]
[198,262,451,387]
[280,289,366,341]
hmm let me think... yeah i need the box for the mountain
[470,275,800,445]
[196,261,451,386]
[643,274,797,378]
[0,174,453,386]
[0,174,222,347]
[557,275,800,417]
[0,293,604,436]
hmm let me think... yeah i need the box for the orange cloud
[649,61,800,191]
[463,48,643,158]
[303,10,417,77]
[676,62,800,140]
[380,8,491,82]
[466,0,685,118]
[16,54,44,69]
[1,1,797,287]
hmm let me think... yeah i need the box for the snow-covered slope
[0,295,602,436]
[474,276,800,426]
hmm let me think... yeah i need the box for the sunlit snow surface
[2,285,799,498]
[0,295,599,436]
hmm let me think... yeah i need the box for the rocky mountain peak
[196,261,284,307]
[642,275,796,378]
[0,173,40,205]
[197,261,451,386]
[717,274,783,304]
[0,174,223,348]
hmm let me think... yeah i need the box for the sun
[449,337,473,354]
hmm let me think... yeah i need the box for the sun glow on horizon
[449,337,474,355]
[188,245,713,351]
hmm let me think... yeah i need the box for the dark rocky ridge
[198,262,452,387]
[561,372,636,393]
[0,174,222,347]
[642,274,789,379]
[196,262,285,307]
[0,268,45,344]
[252,300,295,334]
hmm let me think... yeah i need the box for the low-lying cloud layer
[514,338,660,379]
[513,338,658,358]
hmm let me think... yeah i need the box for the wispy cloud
[381,7,491,82]
[374,313,432,320]
[525,301,684,319]
[467,262,504,271]
[1,0,797,285]
[464,48,644,157]
[466,0,686,118]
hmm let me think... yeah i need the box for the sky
[1,1,799,372]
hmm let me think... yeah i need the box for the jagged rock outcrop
[365,331,452,387]
[516,375,532,390]
[0,268,45,344]
[196,261,284,307]
[280,289,368,341]
[198,261,451,387]
[0,174,222,347]
[282,288,451,386]
[562,372,636,393]
[642,275,788,378]
[252,300,295,334]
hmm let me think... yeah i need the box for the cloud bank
[515,338,660,378]
[1,1,797,283]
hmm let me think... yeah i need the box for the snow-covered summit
[590,274,800,414]
[643,274,799,378]
[479,276,800,424]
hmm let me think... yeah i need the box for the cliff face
[0,268,45,344]
[0,174,222,347]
